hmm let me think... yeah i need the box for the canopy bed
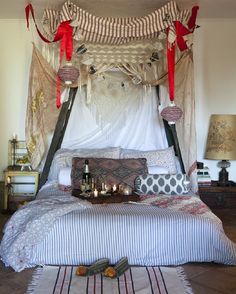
[1,0,236,273]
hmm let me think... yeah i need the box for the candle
[102,183,105,191]
[123,186,132,196]
[94,189,98,197]
[12,133,17,140]
[7,176,11,184]
[105,184,111,192]
[112,184,117,192]
[123,188,130,195]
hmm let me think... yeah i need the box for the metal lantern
[161,104,183,124]
[57,62,80,85]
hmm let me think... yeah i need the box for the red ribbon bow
[167,6,199,102]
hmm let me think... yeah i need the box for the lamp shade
[205,114,236,160]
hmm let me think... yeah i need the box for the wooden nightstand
[3,168,39,212]
[198,182,236,209]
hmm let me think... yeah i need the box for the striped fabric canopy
[42,0,192,45]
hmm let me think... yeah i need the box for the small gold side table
[3,168,39,213]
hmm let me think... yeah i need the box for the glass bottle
[82,159,91,191]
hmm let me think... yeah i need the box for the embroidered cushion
[121,146,177,174]
[134,174,191,195]
[71,158,148,190]
[48,147,121,181]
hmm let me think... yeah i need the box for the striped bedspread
[30,184,236,268]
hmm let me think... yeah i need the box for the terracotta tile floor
[183,209,236,294]
[0,209,236,294]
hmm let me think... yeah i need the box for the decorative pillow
[175,156,183,173]
[58,167,71,186]
[71,158,148,190]
[134,174,191,195]
[147,165,169,175]
[121,146,177,174]
[48,147,121,181]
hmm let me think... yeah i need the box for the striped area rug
[27,266,193,294]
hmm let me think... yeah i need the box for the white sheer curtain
[62,72,168,151]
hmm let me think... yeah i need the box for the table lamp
[205,114,236,186]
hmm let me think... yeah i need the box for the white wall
[194,19,236,181]
[0,18,236,182]
[0,20,39,179]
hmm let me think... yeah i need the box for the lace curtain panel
[62,71,168,151]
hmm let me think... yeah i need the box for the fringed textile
[25,44,61,169]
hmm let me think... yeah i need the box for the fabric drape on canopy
[42,0,192,45]
[25,45,61,169]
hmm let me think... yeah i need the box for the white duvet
[1,184,236,272]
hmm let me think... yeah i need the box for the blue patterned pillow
[135,174,191,195]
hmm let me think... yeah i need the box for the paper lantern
[161,104,183,124]
[57,62,80,85]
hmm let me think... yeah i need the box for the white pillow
[121,146,177,174]
[148,165,169,174]
[175,156,182,173]
[48,147,121,181]
[58,167,71,186]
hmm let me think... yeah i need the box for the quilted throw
[139,195,218,222]
[0,195,92,272]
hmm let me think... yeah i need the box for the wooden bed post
[163,119,185,174]
[156,86,185,174]
[39,87,78,190]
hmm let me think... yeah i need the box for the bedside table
[3,168,39,212]
[198,182,236,209]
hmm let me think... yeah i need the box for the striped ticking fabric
[42,0,192,45]
[32,189,236,267]
[28,265,188,294]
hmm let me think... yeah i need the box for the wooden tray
[72,189,140,204]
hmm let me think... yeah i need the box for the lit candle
[105,184,111,192]
[123,186,132,196]
[7,176,11,184]
[112,184,117,192]
[94,189,98,197]
[12,133,17,140]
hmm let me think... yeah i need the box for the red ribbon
[167,6,199,103]
[167,42,176,102]
[25,4,73,108]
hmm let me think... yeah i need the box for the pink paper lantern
[57,62,80,85]
[161,105,183,124]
